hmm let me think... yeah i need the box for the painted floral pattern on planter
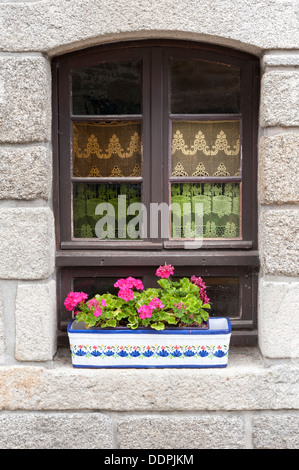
[70,343,229,360]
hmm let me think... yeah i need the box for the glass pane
[171,120,240,177]
[73,276,239,318]
[204,277,240,318]
[72,60,141,115]
[170,59,240,114]
[171,183,240,239]
[73,183,142,239]
[171,275,240,318]
[73,278,120,298]
[73,121,142,177]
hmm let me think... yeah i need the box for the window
[53,40,260,346]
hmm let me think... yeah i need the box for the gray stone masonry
[0,0,299,54]
[0,291,4,361]
[0,146,52,200]
[0,56,51,143]
[0,207,55,280]
[0,351,298,412]
[15,281,56,362]
[258,134,299,205]
[252,413,299,449]
[258,278,298,363]
[259,209,299,277]
[0,409,298,449]
[260,71,299,127]
[117,415,247,449]
[0,412,113,449]
[258,280,299,358]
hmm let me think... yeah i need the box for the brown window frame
[52,40,260,347]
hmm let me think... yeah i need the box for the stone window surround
[0,10,298,444]
[0,44,298,403]
[0,46,298,361]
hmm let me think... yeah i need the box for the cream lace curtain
[171,120,240,177]
[73,121,142,178]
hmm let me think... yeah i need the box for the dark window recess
[73,278,120,298]
[58,265,258,347]
[170,58,240,114]
[72,60,142,115]
[53,40,260,347]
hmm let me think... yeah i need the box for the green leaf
[127,322,139,329]
[101,319,116,328]
[193,314,203,325]
[159,312,177,324]
[150,322,165,330]
[143,288,161,297]
[184,295,201,313]
[157,279,171,290]
[179,278,199,294]
[200,309,210,321]
[116,310,128,321]
[181,316,194,325]
[165,316,178,325]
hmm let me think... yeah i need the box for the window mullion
[149,47,164,244]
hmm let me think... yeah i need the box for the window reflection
[72,60,142,115]
[170,59,240,114]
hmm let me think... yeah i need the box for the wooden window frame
[52,40,260,346]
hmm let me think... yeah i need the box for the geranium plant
[64,265,211,330]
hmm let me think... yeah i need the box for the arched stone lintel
[47,30,262,59]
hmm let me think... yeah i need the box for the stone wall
[0,0,298,449]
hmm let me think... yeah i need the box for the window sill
[56,249,260,266]
[1,349,298,411]
[164,240,253,249]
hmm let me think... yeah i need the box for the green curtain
[73,183,142,239]
[171,183,240,238]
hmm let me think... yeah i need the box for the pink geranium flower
[64,291,88,311]
[114,277,144,302]
[156,264,174,278]
[101,299,107,307]
[174,301,184,310]
[133,279,144,291]
[148,298,164,310]
[138,305,153,319]
[94,307,102,317]
[88,298,100,309]
[114,278,128,289]
[125,277,137,289]
[190,275,210,304]
[114,277,144,304]
[114,277,144,291]
[118,288,134,301]
[138,298,164,320]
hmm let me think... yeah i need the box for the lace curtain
[72,121,240,239]
[171,120,240,177]
[73,183,142,239]
[73,121,142,178]
[171,183,240,238]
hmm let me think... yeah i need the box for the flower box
[67,317,231,369]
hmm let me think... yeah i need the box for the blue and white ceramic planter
[67,317,232,368]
